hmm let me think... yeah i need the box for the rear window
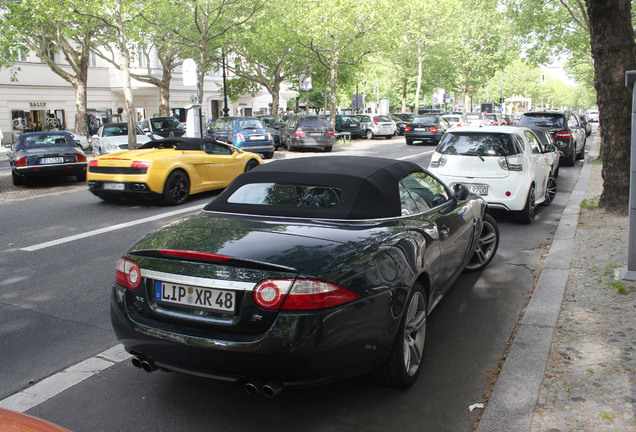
[227,183,342,209]
[518,114,564,128]
[299,117,331,128]
[236,119,264,129]
[375,115,392,122]
[466,114,481,120]
[412,116,439,124]
[444,116,460,122]
[437,132,521,156]
[22,134,74,147]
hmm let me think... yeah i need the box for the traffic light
[540,73,546,84]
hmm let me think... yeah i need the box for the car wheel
[365,130,374,140]
[385,135,392,140]
[76,170,87,182]
[323,145,332,152]
[263,152,274,159]
[163,170,190,205]
[372,283,427,388]
[563,149,575,166]
[464,213,500,273]
[244,159,259,172]
[515,184,536,224]
[576,141,586,160]
[554,165,560,178]
[12,171,24,186]
[543,176,557,206]
[406,139,413,145]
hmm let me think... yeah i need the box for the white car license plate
[41,157,64,164]
[309,132,322,136]
[103,182,125,191]
[155,281,236,313]
[249,135,264,140]
[414,128,428,132]
[466,184,488,195]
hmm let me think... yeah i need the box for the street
[0,135,584,431]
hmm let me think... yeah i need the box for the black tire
[563,149,576,166]
[77,170,87,182]
[244,159,259,172]
[515,184,536,224]
[385,135,392,140]
[12,171,24,186]
[263,152,274,159]
[365,130,374,140]
[372,283,427,388]
[406,139,413,145]
[543,176,557,206]
[323,145,332,152]
[163,170,190,205]
[464,213,500,272]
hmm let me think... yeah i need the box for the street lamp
[222,49,229,117]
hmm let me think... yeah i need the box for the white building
[0,49,296,145]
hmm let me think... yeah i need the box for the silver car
[355,114,396,139]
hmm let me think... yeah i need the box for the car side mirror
[544,143,557,153]
[453,183,470,201]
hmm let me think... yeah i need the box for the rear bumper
[13,163,86,178]
[434,173,529,212]
[290,137,335,149]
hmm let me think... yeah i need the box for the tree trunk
[401,77,408,112]
[414,45,423,114]
[586,0,636,213]
[74,78,88,137]
[270,77,281,115]
[115,0,137,149]
[159,66,172,117]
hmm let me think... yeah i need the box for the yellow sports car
[87,137,263,205]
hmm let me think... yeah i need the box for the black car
[111,156,499,395]
[391,115,409,135]
[334,114,363,139]
[518,111,586,166]
[280,115,335,152]
[257,115,286,149]
[140,117,186,139]
[8,131,88,185]
[404,115,451,145]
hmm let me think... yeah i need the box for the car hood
[433,154,510,179]
[129,211,404,278]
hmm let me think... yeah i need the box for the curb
[476,137,597,431]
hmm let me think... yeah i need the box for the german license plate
[155,281,236,313]
[41,157,64,164]
[414,128,428,132]
[103,182,125,191]
[309,132,322,136]
[249,135,264,140]
[466,184,488,195]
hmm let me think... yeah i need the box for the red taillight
[456,123,462,127]
[555,131,572,139]
[429,126,437,132]
[158,249,230,262]
[294,130,306,137]
[253,279,361,310]
[116,258,141,290]
[89,160,98,167]
[373,117,378,125]
[131,160,151,168]
[76,153,87,162]
[237,133,245,141]
[405,126,412,132]
[326,131,335,137]
[15,156,27,167]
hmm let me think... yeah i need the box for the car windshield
[437,132,519,156]
[518,114,564,128]
[151,118,183,131]
[227,183,342,209]
[237,119,264,129]
[412,116,439,124]
[21,134,74,147]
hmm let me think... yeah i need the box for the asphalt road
[0,135,584,431]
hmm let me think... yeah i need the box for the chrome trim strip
[141,269,255,291]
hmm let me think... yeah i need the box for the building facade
[0,50,296,145]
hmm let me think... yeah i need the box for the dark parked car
[8,131,87,185]
[257,115,286,149]
[111,156,499,395]
[205,116,275,159]
[140,117,185,139]
[518,110,586,166]
[280,115,335,152]
[335,114,363,138]
[391,115,409,135]
[404,115,451,145]
[576,113,592,137]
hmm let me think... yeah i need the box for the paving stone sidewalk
[530,154,636,430]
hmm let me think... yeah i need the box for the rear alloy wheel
[244,159,259,172]
[365,130,374,140]
[323,145,332,152]
[385,135,392,140]
[406,139,413,145]
[563,149,576,166]
[543,176,557,206]
[464,213,500,272]
[12,171,24,186]
[372,283,427,388]
[263,152,274,159]
[515,184,536,224]
[163,170,190,205]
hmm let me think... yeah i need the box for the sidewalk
[477,135,635,431]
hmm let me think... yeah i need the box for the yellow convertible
[87,137,263,205]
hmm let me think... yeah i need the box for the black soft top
[205,156,423,219]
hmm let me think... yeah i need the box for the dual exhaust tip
[131,356,283,398]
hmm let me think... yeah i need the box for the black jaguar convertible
[110,156,499,397]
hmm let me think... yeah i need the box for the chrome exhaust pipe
[140,359,158,373]
[244,380,262,397]
[261,380,283,398]
[131,356,144,369]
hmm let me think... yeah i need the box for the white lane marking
[398,150,434,160]
[20,204,206,252]
[0,344,131,412]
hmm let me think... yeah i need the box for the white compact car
[428,126,558,224]
[91,122,153,156]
